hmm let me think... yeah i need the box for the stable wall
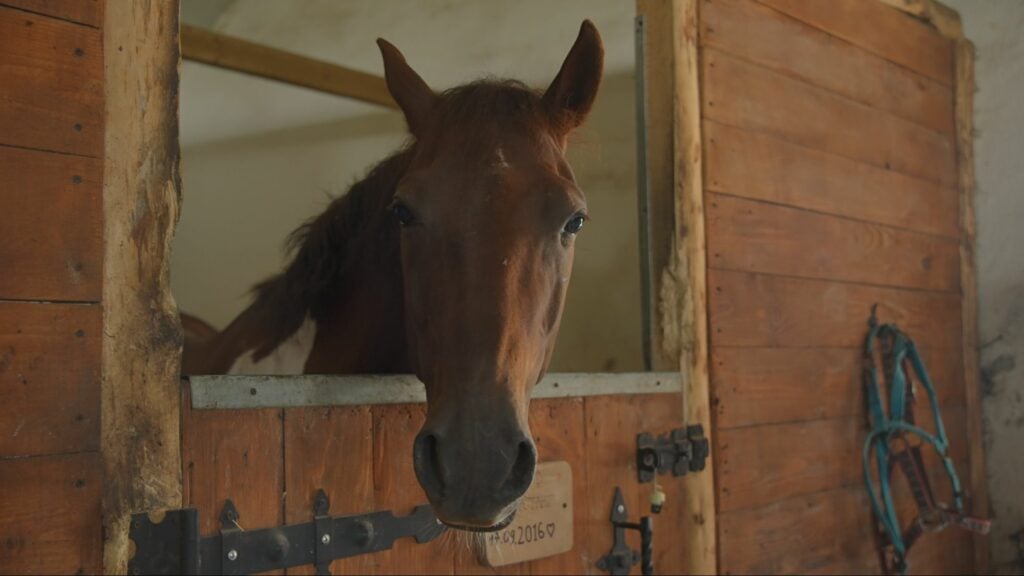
[942,1,1024,572]
[699,0,977,573]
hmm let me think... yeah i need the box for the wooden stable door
[180,377,697,575]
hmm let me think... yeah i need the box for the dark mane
[244,79,557,359]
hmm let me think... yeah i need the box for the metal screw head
[227,550,238,561]
[616,504,625,514]
[321,533,331,545]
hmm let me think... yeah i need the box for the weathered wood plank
[0,6,102,156]
[0,302,100,457]
[181,391,284,542]
[181,25,396,110]
[708,269,963,350]
[704,122,959,238]
[702,0,954,135]
[584,395,688,575]
[284,406,376,575]
[707,193,960,292]
[712,345,964,429]
[0,0,102,26]
[703,48,957,188]
[954,38,987,574]
[756,0,954,86]
[524,398,587,575]
[877,0,964,39]
[100,1,184,571]
[718,486,877,575]
[716,407,968,513]
[0,452,102,574]
[370,404,452,575]
[0,146,102,301]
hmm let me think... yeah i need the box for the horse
[185,21,604,531]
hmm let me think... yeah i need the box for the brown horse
[186,21,603,531]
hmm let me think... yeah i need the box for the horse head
[378,22,603,530]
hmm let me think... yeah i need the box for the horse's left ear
[543,20,604,135]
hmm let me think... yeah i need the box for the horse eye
[563,214,586,235]
[392,202,416,226]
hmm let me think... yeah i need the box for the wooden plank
[718,486,877,575]
[704,122,959,238]
[583,395,688,575]
[712,345,964,429]
[0,0,102,26]
[716,407,968,513]
[0,146,102,301]
[707,193,960,292]
[180,393,284,541]
[0,452,102,574]
[701,0,954,135]
[709,269,963,350]
[703,48,956,188]
[100,1,184,571]
[756,0,954,86]
[284,407,376,575]
[0,302,100,457]
[370,404,452,575]
[0,6,103,156]
[636,0,716,571]
[874,0,963,40]
[953,39,987,574]
[719,482,972,576]
[524,398,587,575]
[180,24,397,110]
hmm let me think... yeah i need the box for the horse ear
[377,38,437,136]
[543,20,604,134]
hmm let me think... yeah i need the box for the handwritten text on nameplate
[483,460,573,566]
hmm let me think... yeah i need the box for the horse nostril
[500,440,537,501]
[413,432,446,500]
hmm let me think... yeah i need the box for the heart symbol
[546,523,556,538]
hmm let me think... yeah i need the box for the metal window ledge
[187,372,682,410]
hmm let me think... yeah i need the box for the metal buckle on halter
[915,507,949,533]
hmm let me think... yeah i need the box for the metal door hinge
[128,490,445,575]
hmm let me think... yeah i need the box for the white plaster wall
[939,1,1024,572]
[172,7,643,372]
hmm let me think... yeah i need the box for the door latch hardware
[128,490,445,575]
[596,487,653,576]
[636,424,709,483]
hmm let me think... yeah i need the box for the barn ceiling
[179,0,636,147]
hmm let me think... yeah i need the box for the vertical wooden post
[101,2,184,573]
[637,0,716,573]
[954,38,989,576]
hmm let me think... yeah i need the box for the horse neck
[202,151,412,375]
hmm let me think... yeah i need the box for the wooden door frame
[100,1,184,573]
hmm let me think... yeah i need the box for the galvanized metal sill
[187,372,682,410]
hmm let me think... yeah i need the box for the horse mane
[243,79,556,360]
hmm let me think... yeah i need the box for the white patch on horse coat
[494,147,510,169]
[228,317,317,375]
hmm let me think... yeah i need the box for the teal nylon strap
[862,323,965,575]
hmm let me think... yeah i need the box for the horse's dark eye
[564,214,586,235]
[392,202,416,226]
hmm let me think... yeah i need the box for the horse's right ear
[377,39,437,136]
